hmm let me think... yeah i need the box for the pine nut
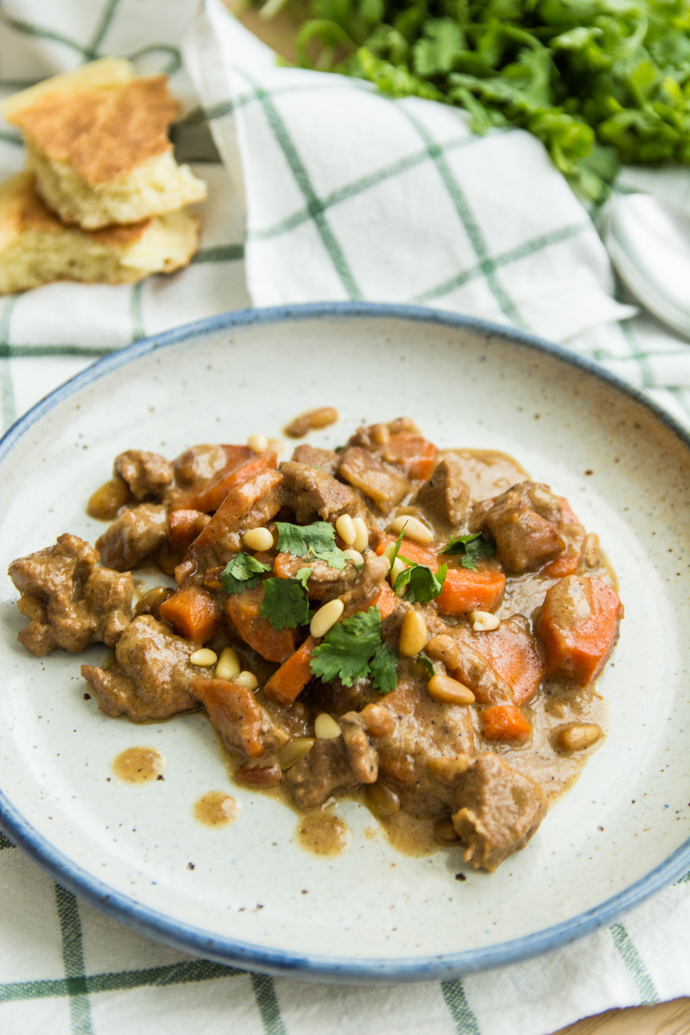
[314,713,341,738]
[470,610,500,632]
[351,517,369,553]
[277,737,315,769]
[215,647,241,680]
[557,723,602,752]
[365,781,400,817]
[382,542,396,566]
[234,670,258,691]
[247,434,269,454]
[335,513,357,545]
[308,406,338,429]
[310,598,344,638]
[87,476,131,521]
[342,549,363,564]
[399,610,428,657]
[427,674,475,705]
[390,557,407,584]
[189,648,218,667]
[390,515,433,543]
[434,817,461,844]
[242,527,274,552]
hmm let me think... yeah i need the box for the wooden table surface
[222,4,690,1031]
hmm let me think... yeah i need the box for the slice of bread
[0,172,200,293]
[2,58,207,230]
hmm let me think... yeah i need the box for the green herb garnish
[310,606,397,693]
[417,653,436,678]
[443,533,495,571]
[220,553,271,594]
[260,577,311,629]
[275,520,348,571]
[394,558,447,604]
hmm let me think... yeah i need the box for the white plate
[1,303,689,982]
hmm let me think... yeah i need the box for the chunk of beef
[273,553,360,602]
[339,551,390,618]
[426,633,513,704]
[346,418,419,450]
[291,444,339,475]
[173,444,234,488]
[338,447,409,512]
[480,482,566,573]
[452,753,547,871]
[280,461,363,523]
[286,736,358,808]
[193,677,289,759]
[96,504,168,571]
[415,456,470,528]
[340,712,379,783]
[9,534,133,656]
[183,468,284,572]
[81,615,203,721]
[114,450,173,501]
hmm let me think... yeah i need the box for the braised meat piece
[81,615,204,721]
[340,711,379,783]
[338,447,410,512]
[9,534,133,656]
[173,444,242,489]
[415,456,470,528]
[273,553,360,602]
[290,444,339,475]
[96,504,168,571]
[339,551,390,618]
[479,482,566,573]
[287,736,359,808]
[280,461,363,523]
[452,753,547,871]
[114,450,173,501]
[193,677,289,759]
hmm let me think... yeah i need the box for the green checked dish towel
[2,2,690,1034]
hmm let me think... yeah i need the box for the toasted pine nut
[277,737,315,770]
[427,674,475,705]
[557,723,602,752]
[335,513,357,545]
[310,598,344,638]
[435,817,461,844]
[342,549,364,564]
[390,515,433,543]
[351,517,369,553]
[382,542,396,565]
[314,713,341,739]
[87,476,131,521]
[308,406,339,429]
[135,586,174,618]
[215,647,241,681]
[365,781,400,817]
[583,532,601,569]
[247,434,269,454]
[470,610,500,632]
[242,527,274,552]
[189,648,218,667]
[234,670,258,691]
[390,557,407,585]
[399,610,428,657]
[427,755,470,784]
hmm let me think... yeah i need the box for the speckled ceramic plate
[1,303,689,983]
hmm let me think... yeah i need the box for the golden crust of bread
[7,76,180,185]
[1,58,134,121]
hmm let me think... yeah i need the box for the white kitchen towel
[1,3,690,1035]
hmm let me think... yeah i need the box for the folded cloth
[1,3,690,1035]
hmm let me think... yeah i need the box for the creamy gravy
[112,746,165,783]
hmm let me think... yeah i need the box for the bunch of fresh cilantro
[260,0,690,198]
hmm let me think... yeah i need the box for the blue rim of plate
[2,300,690,983]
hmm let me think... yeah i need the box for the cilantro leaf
[220,552,271,594]
[294,566,313,590]
[387,524,407,571]
[370,642,397,695]
[275,521,348,571]
[417,654,435,679]
[260,577,310,630]
[310,607,383,686]
[443,533,495,571]
[394,559,447,604]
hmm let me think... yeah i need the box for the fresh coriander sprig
[393,558,447,604]
[220,553,271,594]
[310,606,397,694]
[275,520,348,571]
[260,577,311,630]
[442,533,495,571]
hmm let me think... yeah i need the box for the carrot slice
[168,509,210,549]
[273,552,296,579]
[386,434,438,480]
[470,622,544,706]
[438,568,505,615]
[264,635,316,705]
[537,575,622,686]
[482,704,532,742]
[376,537,438,567]
[159,585,221,643]
[193,677,268,758]
[540,551,579,579]
[225,585,294,663]
[179,451,278,514]
[369,582,398,619]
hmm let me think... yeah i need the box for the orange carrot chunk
[265,636,316,705]
[159,585,221,643]
[471,621,544,706]
[482,704,532,742]
[438,568,505,616]
[226,585,294,663]
[180,451,278,514]
[375,537,438,568]
[540,552,580,579]
[369,582,398,619]
[193,677,268,758]
[386,434,438,481]
[168,508,210,549]
[537,575,622,686]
